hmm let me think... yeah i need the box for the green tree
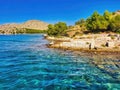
[86,11,109,32]
[99,15,109,30]
[75,18,86,25]
[47,24,56,35]
[47,22,67,36]
[86,11,101,31]
[109,15,120,33]
[103,10,112,21]
[75,19,87,31]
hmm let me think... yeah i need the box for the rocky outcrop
[47,34,120,52]
[0,20,49,34]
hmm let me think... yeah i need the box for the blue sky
[0,0,120,25]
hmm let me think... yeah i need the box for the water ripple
[0,34,120,90]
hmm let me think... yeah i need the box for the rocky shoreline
[48,45,120,55]
[45,34,120,55]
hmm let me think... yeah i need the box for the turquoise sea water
[0,34,120,90]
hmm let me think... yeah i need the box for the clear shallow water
[0,34,120,90]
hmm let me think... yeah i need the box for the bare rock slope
[21,20,48,30]
[0,20,49,34]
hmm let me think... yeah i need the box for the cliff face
[0,20,49,34]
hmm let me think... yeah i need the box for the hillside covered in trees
[47,10,120,37]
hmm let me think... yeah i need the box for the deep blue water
[0,34,120,90]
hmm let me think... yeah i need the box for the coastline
[46,34,120,55]
[48,45,120,55]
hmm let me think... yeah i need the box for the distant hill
[0,20,49,34]
[21,20,48,30]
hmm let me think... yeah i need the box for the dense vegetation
[47,22,67,36]
[47,10,120,37]
[25,28,47,34]
[75,10,120,33]
[16,28,47,34]
[108,14,120,33]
